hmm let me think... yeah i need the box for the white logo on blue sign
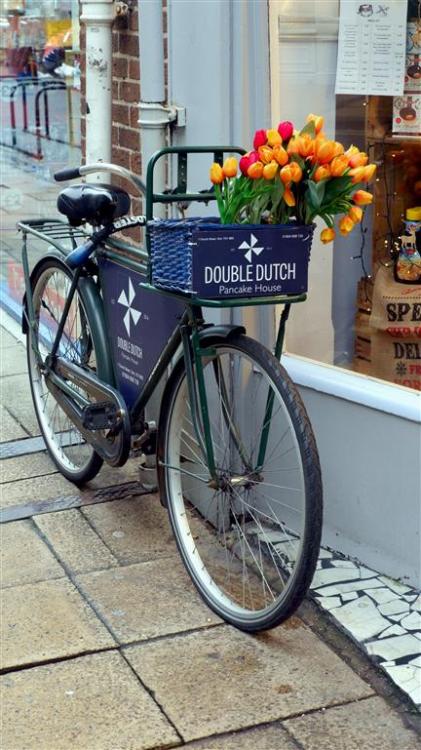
[118,277,142,337]
[238,233,264,263]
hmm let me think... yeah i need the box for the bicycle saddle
[57,183,130,226]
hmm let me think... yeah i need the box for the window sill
[282,353,421,424]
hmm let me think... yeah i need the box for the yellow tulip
[349,166,368,184]
[272,145,289,166]
[362,164,377,182]
[222,157,238,178]
[262,161,278,180]
[287,137,300,156]
[210,163,224,184]
[307,113,324,133]
[247,161,264,179]
[283,187,296,206]
[348,205,363,223]
[353,189,373,205]
[320,227,336,243]
[266,129,282,147]
[339,215,355,235]
[332,141,344,158]
[258,145,274,165]
[330,155,349,177]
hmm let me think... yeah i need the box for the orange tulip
[280,165,293,184]
[222,157,238,178]
[349,166,368,184]
[210,163,224,184]
[283,187,296,206]
[348,205,363,223]
[296,134,315,158]
[289,161,303,182]
[307,113,324,133]
[258,145,274,165]
[266,128,282,147]
[313,165,330,182]
[262,161,278,180]
[330,155,349,177]
[315,140,337,164]
[353,189,373,205]
[247,161,264,179]
[348,151,368,168]
[362,163,377,182]
[339,215,355,236]
[344,145,359,158]
[320,227,336,244]
[272,145,289,166]
[287,137,300,156]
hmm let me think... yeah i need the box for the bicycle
[19,146,322,633]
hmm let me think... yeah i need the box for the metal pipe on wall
[80,0,115,181]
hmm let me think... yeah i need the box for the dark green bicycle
[20,147,322,632]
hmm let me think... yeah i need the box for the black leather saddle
[57,183,130,226]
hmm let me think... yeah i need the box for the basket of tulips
[149,115,375,299]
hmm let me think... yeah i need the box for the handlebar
[54,162,146,196]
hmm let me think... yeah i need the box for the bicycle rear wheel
[158,334,322,632]
[27,257,103,485]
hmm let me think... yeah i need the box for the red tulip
[239,151,259,175]
[253,129,267,150]
[277,121,294,141]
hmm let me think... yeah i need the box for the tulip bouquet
[209,115,376,244]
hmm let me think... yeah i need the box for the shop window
[269,0,421,392]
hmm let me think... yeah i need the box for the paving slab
[81,494,178,564]
[0,325,20,348]
[1,342,27,376]
[124,625,374,741]
[183,724,299,749]
[1,518,65,588]
[1,457,141,511]
[35,508,118,575]
[0,451,57,483]
[0,373,41,435]
[283,696,420,750]
[1,578,115,669]
[76,558,220,644]
[0,651,179,750]
[0,403,28,441]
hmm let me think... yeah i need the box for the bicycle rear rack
[17,218,90,256]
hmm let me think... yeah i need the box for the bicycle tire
[27,256,103,485]
[158,334,322,632]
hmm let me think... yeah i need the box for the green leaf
[299,120,316,138]
[323,175,353,203]
[307,180,325,210]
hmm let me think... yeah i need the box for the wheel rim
[28,265,96,475]
[165,344,308,622]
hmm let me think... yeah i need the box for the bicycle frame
[20,146,304,483]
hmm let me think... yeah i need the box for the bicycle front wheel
[158,334,322,632]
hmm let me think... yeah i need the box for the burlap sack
[369,266,421,390]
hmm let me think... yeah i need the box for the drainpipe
[137,0,176,215]
[80,0,118,180]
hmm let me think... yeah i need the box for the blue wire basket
[147,218,314,299]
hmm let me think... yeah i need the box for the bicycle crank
[45,356,131,467]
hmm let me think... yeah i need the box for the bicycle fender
[198,325,245,346]
[22,252,115,387]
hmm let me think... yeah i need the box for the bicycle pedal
[82,402,121,430]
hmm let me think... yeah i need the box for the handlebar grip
[54,167,81,182]
[66,239,95,269]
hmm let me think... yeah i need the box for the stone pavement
[1,147,421,748]
[1,312,420,749]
